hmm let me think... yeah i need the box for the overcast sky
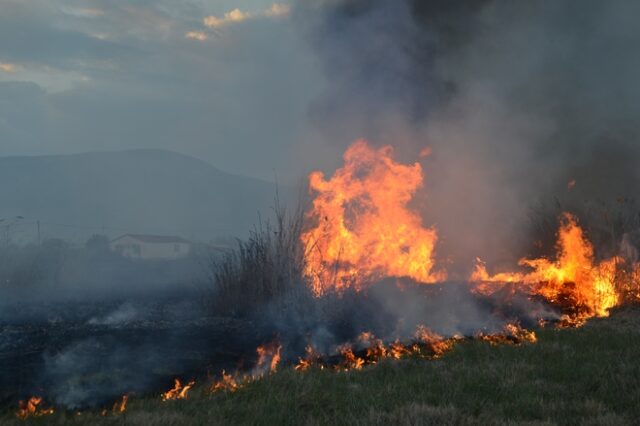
[0,0,335,183]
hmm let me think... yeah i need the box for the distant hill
[0,149,288,243]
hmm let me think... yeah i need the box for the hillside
[0,150,286,242]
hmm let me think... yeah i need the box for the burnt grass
[0,294,266,409]
[3,305,640,425]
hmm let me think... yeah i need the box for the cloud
[203,3,290,29]
[185,31,207,41]
[204,9,252,28]
[61,7,105,19]
[0,63,18,73]
[0,0,321,184]
[265,3,291,18]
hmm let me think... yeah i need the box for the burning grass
[5,139,640,423]
[3,305,640,425]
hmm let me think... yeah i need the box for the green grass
[4,307,640,425]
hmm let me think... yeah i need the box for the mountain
[0,149,288,243]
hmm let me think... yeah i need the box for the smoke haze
[2,0,640,413]
[295,0,640,273]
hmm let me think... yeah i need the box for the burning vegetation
[302,139,638,325]
[471,212,632,325]
[5,139,640,421]
[302,140,444,295]
[161,379,195,402]
[15,397,54,420]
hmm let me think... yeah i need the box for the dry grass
[206,200,312,317]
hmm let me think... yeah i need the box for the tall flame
[472,213,619,320]
[302,139,444,295]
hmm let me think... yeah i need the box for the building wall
[111,236,190,260]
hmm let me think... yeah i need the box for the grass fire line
[4,308,640,424]
[4,139,640,423]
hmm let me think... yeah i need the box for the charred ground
[2,304,639,425]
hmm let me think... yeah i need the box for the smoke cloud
[294,0,640,273]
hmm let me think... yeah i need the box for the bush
[208,201,313,317]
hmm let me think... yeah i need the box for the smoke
[261,279,555,361]
[42,338,161,408]
[2,299,263,409]
[294,0,640,273]
[87,302,139,326]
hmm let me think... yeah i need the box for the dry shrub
[208,200,312,317]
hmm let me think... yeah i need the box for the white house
[111,234,191,260]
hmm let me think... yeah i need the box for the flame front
[302,139,444,295]
[15,396,54,419]
[472,213,621,322]
[161,379,195,401]
[255,342,282,375]
[211,370,239,393]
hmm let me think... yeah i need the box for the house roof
[112,234,191,244]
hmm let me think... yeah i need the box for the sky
[2,0,640,266]
[0,0,332,183]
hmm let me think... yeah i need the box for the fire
[255,342,282,376]
[15,396,54,419]
[295,345,323,371]
[211,370,239,393]
[414,325,457,358]
[337,345,364,371]
[302,139,444,295]
[389,340,411,359]
[112,395,128,413]
[478,323,538,345]
[472,213,620,321]
[358,332,388,361]
[161,379,195,401]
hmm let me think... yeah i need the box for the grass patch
[4,306,640,425]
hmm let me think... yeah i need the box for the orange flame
[358,332,388,361]
[414,325,457,358]
[388,340,411,359]
[477,322,538,345]
[295,345,322,372]
[161,379,195,401]
[472,213,620,322]
[302,139,444,295]
[211,370,239,393]
[112,395,128,413]
[255,342,282,374]
[337,345,364,371]
[15,396,54,419]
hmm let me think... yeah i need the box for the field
[3,305,639,426]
